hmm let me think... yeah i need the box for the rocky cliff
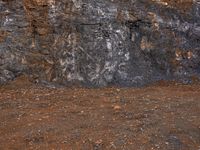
[0,0,200,86]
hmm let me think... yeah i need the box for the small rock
[116,89,120,92]
[113,105,121,110]
[95,139,103,144]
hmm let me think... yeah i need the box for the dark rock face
[0,0,199,86]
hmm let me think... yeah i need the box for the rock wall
[0,0,200,86]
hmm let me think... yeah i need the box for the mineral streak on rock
[0,0,199,86]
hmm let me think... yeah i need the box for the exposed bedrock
[0,0,199,86]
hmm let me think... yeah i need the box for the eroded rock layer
[0,0,200,86]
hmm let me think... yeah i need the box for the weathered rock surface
[0,0,199,86]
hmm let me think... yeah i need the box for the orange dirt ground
[0,77,200,150]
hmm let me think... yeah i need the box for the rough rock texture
[0,0,200,86]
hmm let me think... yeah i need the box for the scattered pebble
[113,105,121,110]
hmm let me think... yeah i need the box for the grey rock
[0,0,199,86]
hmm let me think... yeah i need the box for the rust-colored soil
[0,78,200,150]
